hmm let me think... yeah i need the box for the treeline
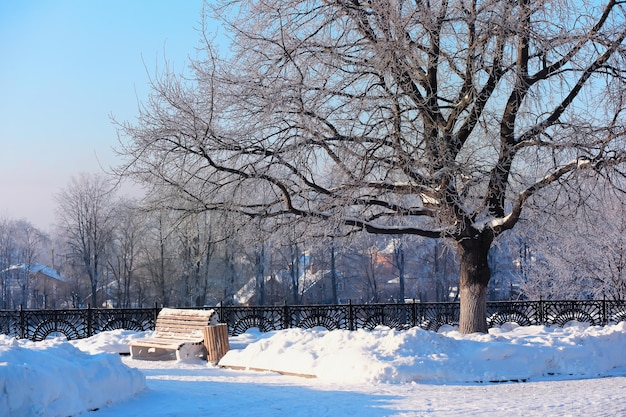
[1,174,625,309]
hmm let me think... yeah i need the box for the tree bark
[456,231,493,333]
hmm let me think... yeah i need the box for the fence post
[348,300,354,331]
[86,304,93,337]
[411,299,418,327]
[602,295,607,325]
[283,302,290,330]
[538,297,544,325]
[19,304,24,339]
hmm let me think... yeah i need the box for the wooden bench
[129,308,218,361]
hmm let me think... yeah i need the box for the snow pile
[219,322,626,384]
[0,335,145,417]
[70,328,152,355]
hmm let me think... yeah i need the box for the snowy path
[87,358,626,417]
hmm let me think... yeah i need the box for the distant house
[298,269,343,304]
[233,266,361,306]
[0,264,69,309]
[234,274,289,306]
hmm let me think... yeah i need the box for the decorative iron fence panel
[486,300,541,327]
[0,306,159,342]
[1,299,626,341]
[91,308,157,334]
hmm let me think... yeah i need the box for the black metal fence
[2,299,626,342]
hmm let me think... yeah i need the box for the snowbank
[70,328,152,355]
[219,322,626,384]
[0,335,145,417]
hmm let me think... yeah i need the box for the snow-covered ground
[0,331,145,417]
[2,322,626,416]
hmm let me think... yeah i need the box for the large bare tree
[117,0,626,332]
[56,174,117,307]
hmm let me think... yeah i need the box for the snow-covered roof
[3,263,66,281]
[234,275,277,305]
[298,269,327,294]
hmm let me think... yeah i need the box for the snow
[0,331,145,417]
[2,322,626,416]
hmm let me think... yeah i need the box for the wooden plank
[157,317,211,323]
[156,318,215,327]
[203,324,230,363]
[159,308,216,318]
[156,325,209,333]
[154,334,203,341]
[155,330,203,337]
[157,314,214,322]
[156,324,207,330]
[130,338,203,349]
[220,365,316,379]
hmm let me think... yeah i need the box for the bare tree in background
[392,239,406,302]
[0,219,49,307]
[269,227,299,304]
[56,174,117,307]
[140,210,178,306]
[117,0,626,332]
[518,187,626,300]
[0,219,15,308]
[15,221,48,307]
[108,198,145,307]
[175,212,219,306]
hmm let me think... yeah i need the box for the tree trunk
[255,246,266,306]
[91,279,98,308]
[330,243,338,304]
[456,231,493,333]
[394,243,405,303]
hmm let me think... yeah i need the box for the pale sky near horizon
[0,1,216,232]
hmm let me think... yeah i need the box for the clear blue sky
[0,1,215,231]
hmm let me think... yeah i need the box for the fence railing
[2,299,626,342]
